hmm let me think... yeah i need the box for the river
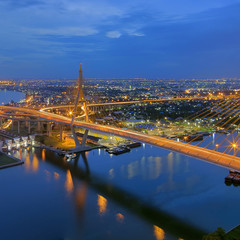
[0,90,25,105]
[0,91,239,239]
[0,142,238,240]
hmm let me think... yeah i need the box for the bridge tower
[71,63,89,123]
[70,63,89,151]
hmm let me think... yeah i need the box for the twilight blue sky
[1,0,240,79]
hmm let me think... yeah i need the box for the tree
[202,227,226,240]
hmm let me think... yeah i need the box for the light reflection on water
[42,148,46,161]
[65,170,74,193]
[32,154,39,172]
[115,213,124,223]
[154,225,165,240]
[5,147,180,240]
[54,171,60,180]
[5,138,240,240]
[24,150,31,171]
[98,195,107,215]
[78,141,240,234]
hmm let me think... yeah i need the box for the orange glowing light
[233,144,237,148]
[42,149,46,161]
[25,152,31,171]
[65,170,74,193]
[25,96,33,103]
[18,148,22,160]
[32,154,39,172]
[97,195,107,215]
[75,183,87,210]
[153,225,165,240]
[116,213,124,223]
[54,172,60,180]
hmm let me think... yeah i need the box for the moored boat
[65,153,77,161]
[225,170,240,185]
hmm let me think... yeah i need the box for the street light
[232,143,237,154]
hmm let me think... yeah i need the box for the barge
[106,142,141,155]
[106,146,130,155]
[127,142,141,148]
[180,134,204,142]
[225,170,240,185]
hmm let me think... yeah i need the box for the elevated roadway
[40,96,210,112]
[1,104,239,171]
[38,109,240,171]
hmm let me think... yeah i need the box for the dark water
[1,142,240,240]
[0,90,25,105]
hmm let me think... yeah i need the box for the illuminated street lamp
[232,143,237,154]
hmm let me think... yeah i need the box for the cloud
[130,32,145,37]
[2,0,240,78]
[23,27,98,37]
[125,29,145,37]
[63,1,124,19]
[106,31,122,38]
[0,0,44,9]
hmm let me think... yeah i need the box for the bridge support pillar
[59,125,63,142]
[41,122,44,134]
[28,121,31,134]
[0,141,3,152]
[47,123,51,136]
[71,126,81,147]
[70,126,91,153]
[37,120,41,132]
[81,129,89,146]
[18,120,20,134]
[11,120,14,131]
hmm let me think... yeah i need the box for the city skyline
[1,0,240,79]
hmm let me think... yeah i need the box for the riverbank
[35,134,103,153]
[225,225,240,239]
[0,152,24,169]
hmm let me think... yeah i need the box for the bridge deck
[39,110,240,171]
[1,106,239,171]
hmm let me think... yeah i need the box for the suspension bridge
[1,65,240,171]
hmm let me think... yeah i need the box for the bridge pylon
[70,64,90,151]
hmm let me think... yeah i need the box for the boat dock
[106,142,141,155]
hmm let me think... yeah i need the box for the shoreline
[0,152,24,169]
